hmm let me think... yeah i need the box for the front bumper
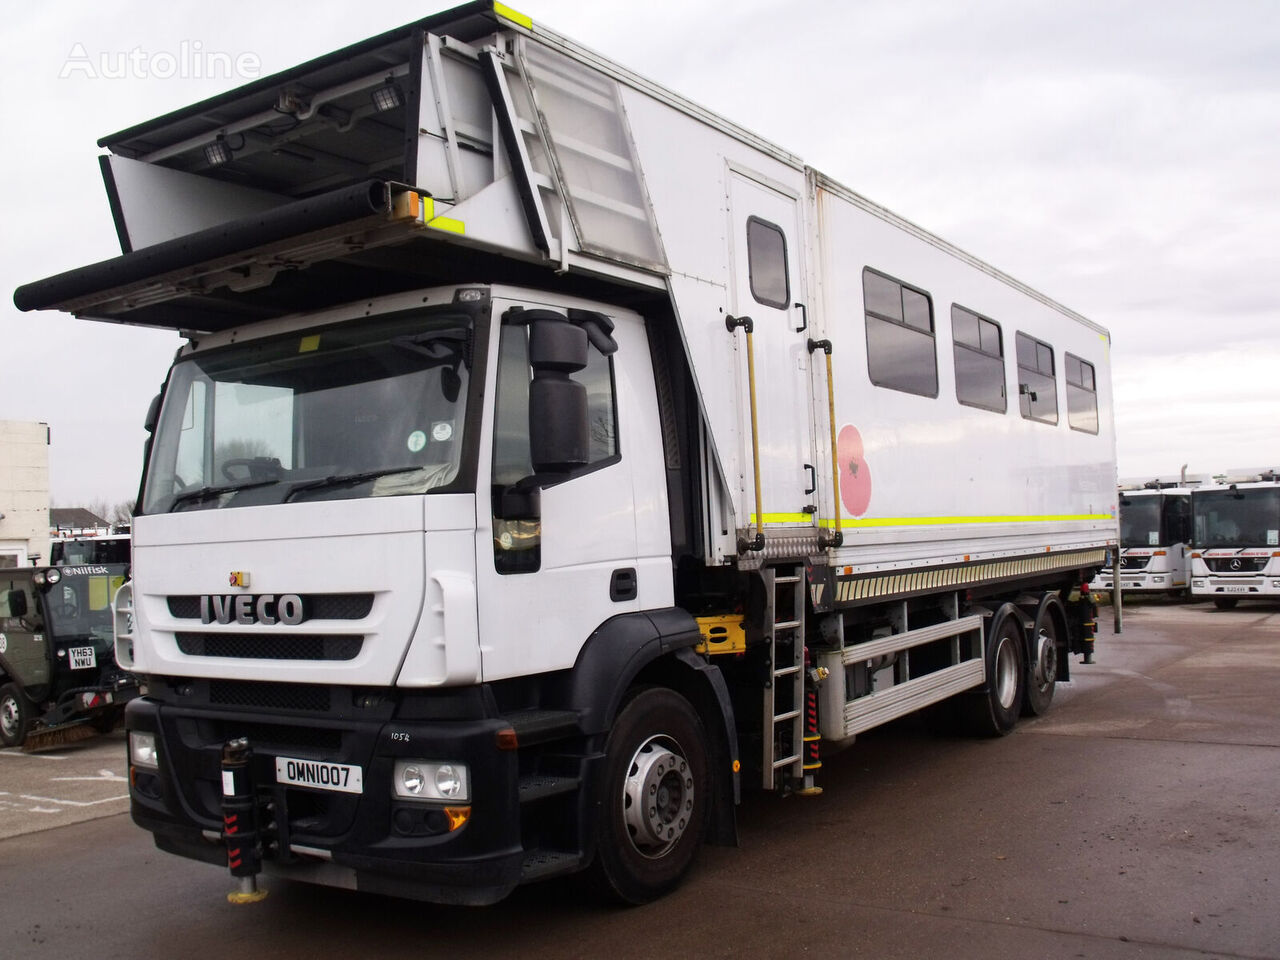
[126,690,525,906]
[1092,572,1183,593]
[1190,578,1280,599]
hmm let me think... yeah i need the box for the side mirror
[496,479,541,520]
[6,590,28,618]
[528,319,589,475]
[143,393,162,434]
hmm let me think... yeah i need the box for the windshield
[141,307,476,514]
[51,537,130,566]
[40,565,128,642]
[1119,497,1162,547]
[1193,488,1280,548]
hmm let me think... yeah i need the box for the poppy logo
[836,425,873,517]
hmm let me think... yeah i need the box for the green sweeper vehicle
[0,563,139,751]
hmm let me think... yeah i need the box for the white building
[0,420,51,567]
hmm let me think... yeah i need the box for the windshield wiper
[284,466,423,502]
[169,479,279,512]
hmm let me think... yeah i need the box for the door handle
[610,568,638,602]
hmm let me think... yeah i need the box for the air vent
[177,633,362,661]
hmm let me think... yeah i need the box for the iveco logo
[200,594,306,625]
[1230,558,1243,571]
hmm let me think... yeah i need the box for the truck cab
[1091,482,1194,598]
[1191,472,1280,608]
[0,563,137,747]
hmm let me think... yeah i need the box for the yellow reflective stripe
[427,216,465,235]
[748,513,1110,528]
[493,2,533,29]
[819,513,1112,529]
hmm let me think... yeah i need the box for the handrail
[808,338,843,548]
[727,315,765,553]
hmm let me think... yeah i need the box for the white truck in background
[1191,470,1280,609]
[1091,478,1199,598]
[14,1,1115,906]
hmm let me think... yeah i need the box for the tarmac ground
[1,596,1277,959]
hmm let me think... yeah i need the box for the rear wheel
[589,688,709,904]
[963,605,1026,737]
[0,683,33,748]
[1213,597,1239,610]
[1022,603,1061,717]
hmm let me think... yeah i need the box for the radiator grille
[176,633,362,661]
[209,680,331,712]
[1205,557,1268,573]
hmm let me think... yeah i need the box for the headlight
[129,731,159,769]
[393,760,469,801]
[45,568,62,584]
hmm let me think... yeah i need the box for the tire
[589,687,710,904]
[962,604,1026,737]
[0,683,33,748]
[90,709,121,735]
[1213,597,1239,610]
[1022,601,1061,717]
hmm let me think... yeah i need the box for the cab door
[727,168,816,535]
[0,575,50,693]
[474,297,664,682]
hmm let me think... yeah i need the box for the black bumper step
[518,774,581,803]
[520,850,583,882]
[505,709,580,745]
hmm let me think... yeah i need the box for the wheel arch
[567,610,739,846]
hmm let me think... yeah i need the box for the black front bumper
[126,690,525,906]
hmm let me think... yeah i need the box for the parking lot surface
[0,599,1277,959]
[0,731,127,840]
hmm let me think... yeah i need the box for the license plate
[275,756,363,794]
[1222,586,1250,594]
[68,646,96,669]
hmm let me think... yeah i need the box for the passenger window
[1015,332,1058,424]
[747,217,789,309]
[952,305,1005,413]
[1065,353,1099,434]
[864,268,937,398]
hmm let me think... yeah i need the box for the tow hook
[221,738,268,904]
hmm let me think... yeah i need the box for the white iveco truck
[14,2,1116,906]
[1191,470,1280,609]
[1091,478,1196,598]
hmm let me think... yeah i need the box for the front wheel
[0,683,33,748]
[589,687,709,904]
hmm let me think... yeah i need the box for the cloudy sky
[2,0,1277,506]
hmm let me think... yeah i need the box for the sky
[2,0,1278,506]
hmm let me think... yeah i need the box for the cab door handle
[610,568,637,602]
